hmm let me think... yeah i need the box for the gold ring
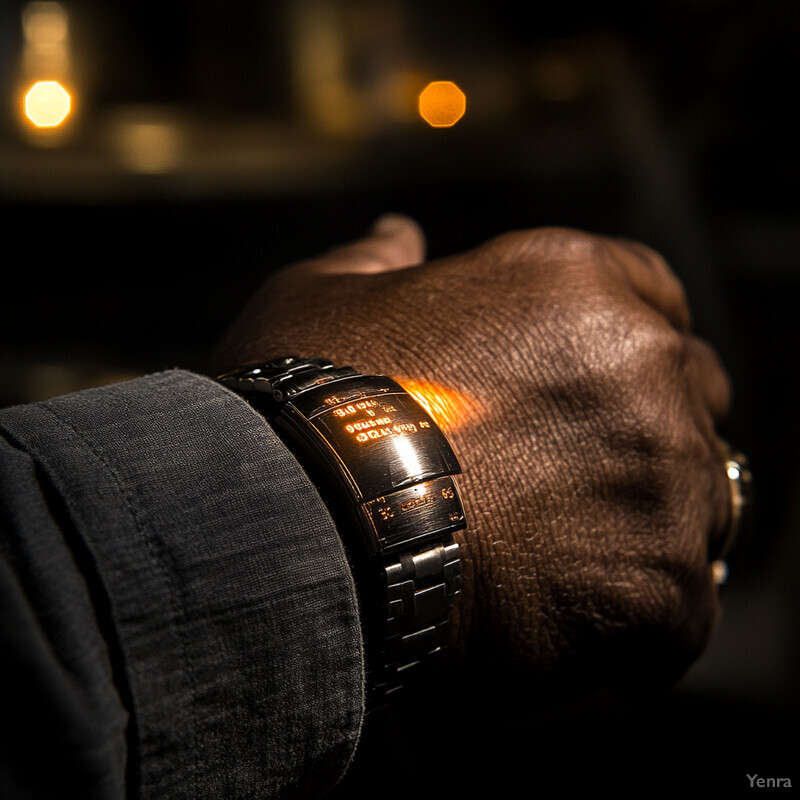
[712,439,753,585]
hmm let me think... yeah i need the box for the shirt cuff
[0,370,364,798]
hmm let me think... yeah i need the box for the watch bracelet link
[218,357,464,704]
[375,538,461,698]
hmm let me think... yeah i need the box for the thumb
[310,214,426,275]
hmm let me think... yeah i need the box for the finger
[310,214,426,275]
[678,336,734,568]
[684,336,732,424]
[605,238,692,333]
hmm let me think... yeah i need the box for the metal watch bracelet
[217,357,465,704]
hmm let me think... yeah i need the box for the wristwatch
[217,356,465,705]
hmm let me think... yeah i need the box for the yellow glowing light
[418,81,466,128]
[395,379,482,433]
[25,80,70,127]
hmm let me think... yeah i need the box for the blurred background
[0,0,797,794]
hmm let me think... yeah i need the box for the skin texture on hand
[211,216,732,703]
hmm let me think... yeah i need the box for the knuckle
[621,318,685,384]
[482,226,603,266]
[611,236,672,273]
[569,309,685,411]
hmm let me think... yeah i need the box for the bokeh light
[24,80,71,127]
[418,81,466,128]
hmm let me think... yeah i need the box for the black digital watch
[217,356,465,705]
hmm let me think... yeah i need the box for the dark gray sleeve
[0,370,364,799]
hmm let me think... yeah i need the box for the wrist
[217,357,467,706]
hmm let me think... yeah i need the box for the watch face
[279,374,465,554]
[307,390,460,502]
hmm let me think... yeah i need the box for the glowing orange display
[418,81,466,128]
[394,378,481,433]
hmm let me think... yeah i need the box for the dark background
[1,0,797,794]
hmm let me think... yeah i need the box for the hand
[211,215,732,703]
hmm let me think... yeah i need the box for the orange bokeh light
[418,81,466,128]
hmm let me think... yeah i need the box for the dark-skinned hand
[210,214,732,706]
